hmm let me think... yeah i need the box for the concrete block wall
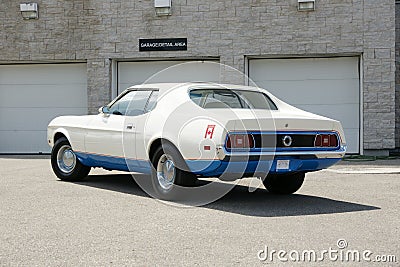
[0,0,396,152]
[396,1,400,148]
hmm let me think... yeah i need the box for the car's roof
[126,82,265,95]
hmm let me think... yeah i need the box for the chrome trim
[216,145,347,159]
[57,145,77,174]
[156,153,176,191]
[282,135,293,147]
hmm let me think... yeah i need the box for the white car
[48,83,346,198]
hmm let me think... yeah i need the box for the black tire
[263,172,305,194]
[51,137,91,181]
[150,143,197,200]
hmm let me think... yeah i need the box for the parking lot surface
[0,157,399,266]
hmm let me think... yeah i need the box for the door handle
[126,124,135,130]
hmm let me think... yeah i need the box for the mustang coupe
[48,83,346,199]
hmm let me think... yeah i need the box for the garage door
[0,64,87,153]
[249,57,360,153]
[118,60,220,94]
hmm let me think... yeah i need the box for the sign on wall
[139,38,187,52]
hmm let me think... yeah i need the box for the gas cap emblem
[282,135,293,147]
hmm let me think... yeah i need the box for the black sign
[139,38,187,52]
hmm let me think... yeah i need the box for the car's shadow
[72,174,380,217]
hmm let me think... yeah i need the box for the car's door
[127,90,159,172]
[84,90,148,157]
[120,90,157,171]
[85,90,156,170]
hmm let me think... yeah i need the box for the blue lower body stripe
[75,152,152,174]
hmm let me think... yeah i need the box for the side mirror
[99,106,110,114]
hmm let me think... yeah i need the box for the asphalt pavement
[0,156,399,266]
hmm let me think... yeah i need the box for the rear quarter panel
[142,87,228,161]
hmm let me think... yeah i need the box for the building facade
[0,0,396,155]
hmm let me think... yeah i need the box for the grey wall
[0,0,396,152]
[396,1,400,148]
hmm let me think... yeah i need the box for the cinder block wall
[0,0,396,152]
[396,1,400,148]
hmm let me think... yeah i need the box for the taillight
[314,134,338,147]
[226,134,254,149]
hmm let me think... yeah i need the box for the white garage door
[118,60,220,94]
[0,64,88,153]
[249,57,360,153]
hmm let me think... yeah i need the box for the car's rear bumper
[186,147,346,177]
[186,157,342,177]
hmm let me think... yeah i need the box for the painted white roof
[127,82,266,95]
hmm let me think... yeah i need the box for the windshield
[189,89,278,110]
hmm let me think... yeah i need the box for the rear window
[189,89,278,110]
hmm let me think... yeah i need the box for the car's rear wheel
[263,172,305,194]
[51,137,91,181]
[151,144,197,200]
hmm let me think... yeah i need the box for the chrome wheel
[156,154,176,191]
[57,145,76,174]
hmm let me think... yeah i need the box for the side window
[145,91,159,112]
[109,90,153,116]
[189,91,204,106]
[125,91,152,116]
[108,91,135,115]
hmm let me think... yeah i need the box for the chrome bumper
[216,146,347,160]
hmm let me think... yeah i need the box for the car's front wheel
[151,144,197,200]
[51,137,91,181]
[263,172,305,194]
